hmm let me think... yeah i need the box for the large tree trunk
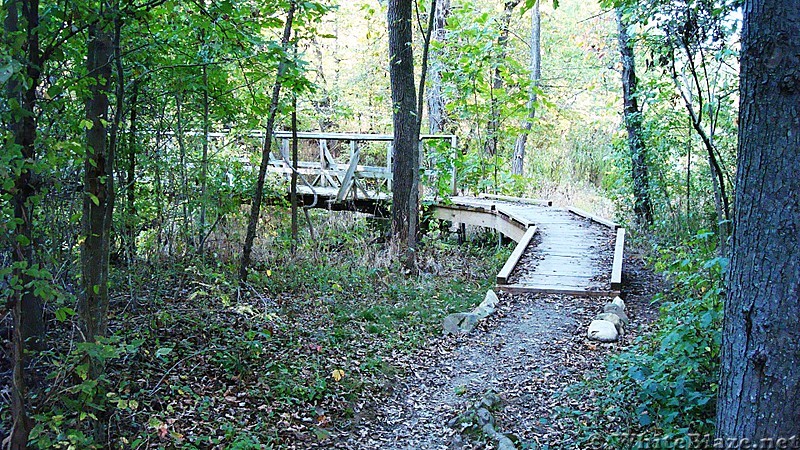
[388,0,419,267]
[716,0,800,441]
[239,2,296,282]
[80,16,115,356]
[4,1,44,444]
[512,0,540,176]
[616,9,653,226]
[484,0,521,158]
[427,0,450,134]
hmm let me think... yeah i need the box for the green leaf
[155,347,173,358]
[87,193,100,206]
[80,119,94,130]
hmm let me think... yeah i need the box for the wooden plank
[336,146,361,202]
[515,273,599,284]
[496,284,617,297]
[496,226,537,284]
[494,216,527,242]
[567,207,619,229]
[611,227,625,291]
[496,205,535,228]
[479,193,553,206]
[431,204,526,242]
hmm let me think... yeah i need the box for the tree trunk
[125,81,138,259]
[388,0,420,267]
[4,1,45,442]
[512,0,540,176]
[239,2,296,282]
[616,9,653,226]
[80,15,115,355]
[199,62,209,254]
[716,0,800,441]
[484,0,521,158]
[427,0,450,134]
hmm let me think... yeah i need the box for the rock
[603,303,629,325]
[481,391,502,409]
[443,312,479,335]
[481,423,517,450]
[587,319,619,342]
[476,407,494,427]
[473,290,499,319]
[596,313,623,334]
[612,296,626,310]
[483,289,499,308]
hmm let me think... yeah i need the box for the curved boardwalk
[446,197,620,296]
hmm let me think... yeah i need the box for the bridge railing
[157,130,460,203]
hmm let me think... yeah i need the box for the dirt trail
[329,256,661,449]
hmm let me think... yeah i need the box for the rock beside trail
[603,303,629,325]
[443,290,500,334]
[587,319,618,342]
[595,312,623,334]
[443,312,480,334]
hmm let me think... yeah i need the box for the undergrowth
[564,230,725,449]
[9,210,509,448]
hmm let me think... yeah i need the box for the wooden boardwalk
[435,195,624,296]
[241,131,624,295]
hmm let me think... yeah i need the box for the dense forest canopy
[3,0,798,447]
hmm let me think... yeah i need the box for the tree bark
[716,0,800,442]
[80,14,115,353]
[388,0,420,267]
[616,9,653,226]
[484,0,521,158]
[512,0,541,176]
[4,2,46,441]
[124,81,138,259]
[239,1,296,282]
[426,0,450,134]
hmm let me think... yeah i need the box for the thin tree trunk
[484,0,521,157]
[427,0,450,134]
[80,9,116,371]
[416,0,437,137]
[512,0,541,176]
[5,2,41,436]
[388,0,420,268]
[291,93,298,254]
[670,39,731,253]
[199,62,209,254]
[125,81,139,259]
[175,93,190,250]
[716,0,800,440]
[239,1,296,282]
[616,9,653,226]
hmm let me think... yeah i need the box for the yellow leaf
[331,369,345,382]
[266,269,272,277]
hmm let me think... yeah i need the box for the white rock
[587,319,619,342]
[612,296,626,310]
[483,289,499,308]
[472,290,499,319]
[596,312,623,333]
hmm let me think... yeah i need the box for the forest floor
[327,254,663,450]
[1,211,664,449]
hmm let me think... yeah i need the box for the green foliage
[567,231,725,446]
[28,337,144,449]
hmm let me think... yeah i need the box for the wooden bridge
[194,130,625,295]
[261,131,625,296]
[433,194,624,296]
